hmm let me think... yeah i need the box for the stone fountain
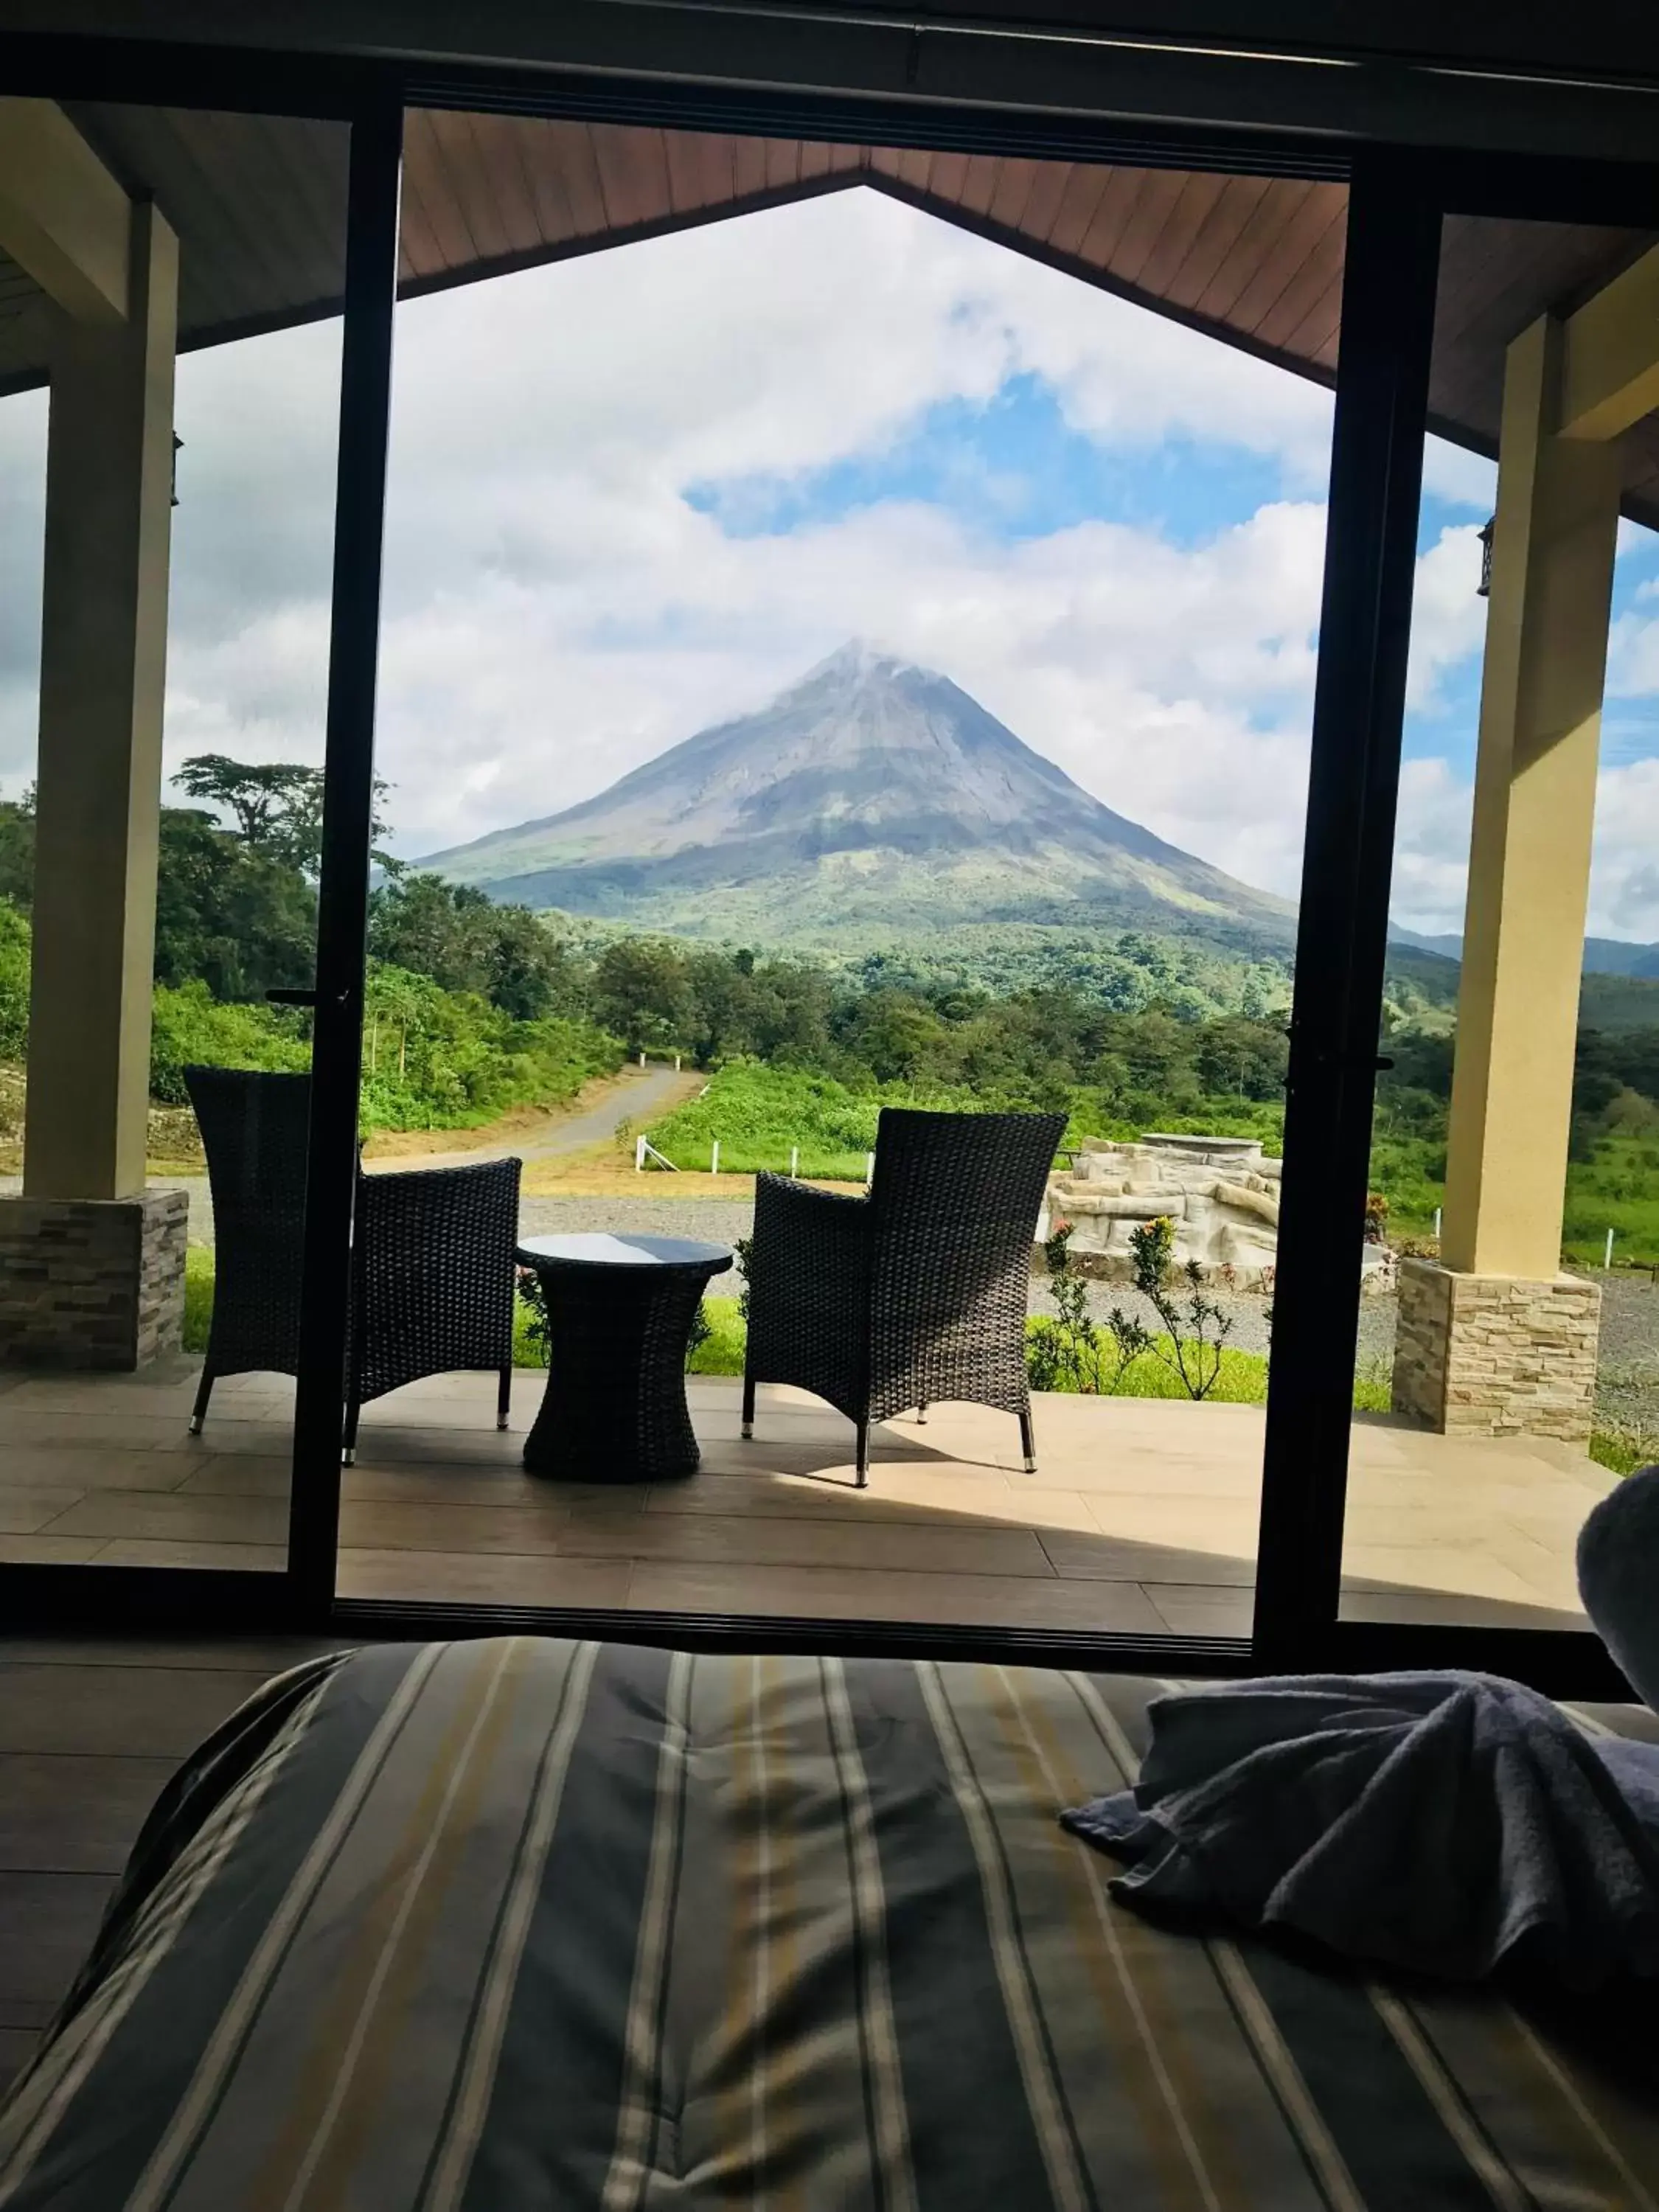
[1038,1133,1281,1287]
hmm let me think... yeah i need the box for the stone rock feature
[1040,1134,1284,1287]
[0,1189,188,1369]
[1391,1257,1601,1443]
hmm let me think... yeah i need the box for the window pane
[0,106,347,1573]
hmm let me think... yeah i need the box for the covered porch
[0,108,1655,1436]
[0,1367,1610,1632]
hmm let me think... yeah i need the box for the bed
[2,1637,1657,2208]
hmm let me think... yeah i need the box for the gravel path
[519,1194,757,1275]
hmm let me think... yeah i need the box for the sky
[3,180,1659,942]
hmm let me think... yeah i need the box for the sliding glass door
[0,54,1645,1694]
[0,98,358,1624]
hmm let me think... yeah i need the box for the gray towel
[1062,1671,1659,1987]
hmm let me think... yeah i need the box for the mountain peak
[416,647,1296,955]
[803,637,906,686]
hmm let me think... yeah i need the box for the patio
[0,1365,1611,1633]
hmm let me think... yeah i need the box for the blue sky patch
[685,372,1292,549]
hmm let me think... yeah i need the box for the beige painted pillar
[1440,314,1622,1280]
[22,201,178,1203]
[1393,312,1618,1441]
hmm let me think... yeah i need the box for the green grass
[646,1063,882,1179]
[645,1059,1286,1183]
[183,1245,215,1355]
[512,1286,746,1374]
[1027,1326,1391,1411]
[1590,1422,1659,1476]
[1366,1125,1659,1272]
[1560,1131,1659,1270]
[687,1298,747,1377]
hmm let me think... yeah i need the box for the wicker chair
[742,1106,1065,1485]
[184,1065,521,1458]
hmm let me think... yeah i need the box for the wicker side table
[515,1233,733,1480]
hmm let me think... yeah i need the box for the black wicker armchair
[184,1066,521,1458]
[742,1106,1065,1484]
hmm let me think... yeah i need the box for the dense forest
[4,767,1659,1265]
[0,777,621,1133]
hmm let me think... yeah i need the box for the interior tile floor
[0,1361,1614,1634]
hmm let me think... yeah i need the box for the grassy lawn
[1589,1422,1659,1476]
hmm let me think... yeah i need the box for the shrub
[148,981,310,1104]
[0,899,28,1060]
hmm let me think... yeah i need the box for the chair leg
[496,1367,512,1431]
[343,1399,361,1468]
[855,1419,870,1489]
[742,1372,756,1441]
[1018,1406,1037,1475]
[187,1368,215,1436]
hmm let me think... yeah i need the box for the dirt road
[361,1062,697,1175]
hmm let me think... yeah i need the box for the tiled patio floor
[0,1363,1613,1633]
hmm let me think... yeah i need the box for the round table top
[516,1232,732,1273]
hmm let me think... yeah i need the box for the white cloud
[1389,757,1475,933]
[5,181,1656,951]
[1420,436,1495,513]
[1405,524,1488,712]
[1388,751,1659,944]
[0,387,46,799]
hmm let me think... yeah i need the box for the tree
[0,790,35,911]
[0,897,29,1057]
[173,755,392,877]
[591,936,692,1054]
[173,757,313,849]
[151,810,316,1001]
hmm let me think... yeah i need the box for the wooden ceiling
[1,105,1655,521]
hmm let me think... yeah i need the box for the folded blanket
[1062,1672,1659,1988]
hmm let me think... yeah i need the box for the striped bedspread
[2,1638,1658,2210]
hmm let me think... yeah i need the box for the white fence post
[790,1146,799,1178]
[711,1139,720,1175]
[639,1050,646,1068]
[1606,1226,1616,1270]
[1433,1206,1441,1239]
[635,1133,645,1172]
[674,1054,681,1071]
[866,1151,875,1183]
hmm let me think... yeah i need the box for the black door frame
[0,37,1647,1697]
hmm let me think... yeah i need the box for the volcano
[417,642,1295,953]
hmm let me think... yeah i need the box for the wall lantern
[171,431,182,508]
[1477,515,1495,597]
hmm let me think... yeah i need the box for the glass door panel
[0,105,347,1577]
[1339,209,1659,1632]
[345,106,1345,1638]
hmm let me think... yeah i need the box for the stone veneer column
[1391,1257,1600,1444]
[0,1188,187,1370]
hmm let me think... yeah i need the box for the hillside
[420,643,1298,961]
[1389,921,1659,983]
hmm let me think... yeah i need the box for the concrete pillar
[1393,313,1615,1440]
[0,186,186,1371]
[1441,314,1621,1281]
[23,201,178,1203]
